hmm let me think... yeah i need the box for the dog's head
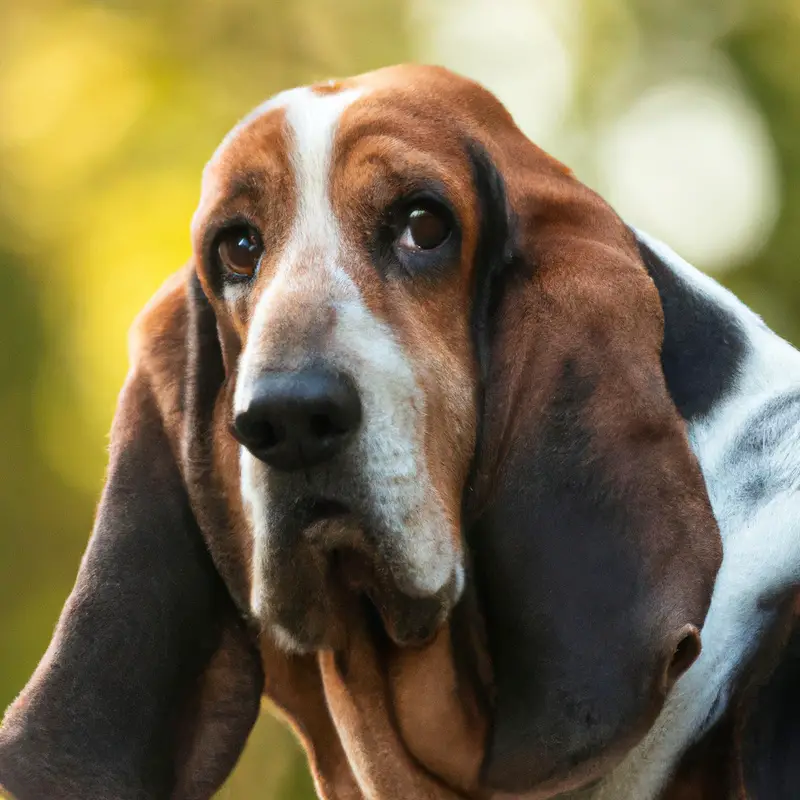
[191,70,496,653]
[0,65,722,799]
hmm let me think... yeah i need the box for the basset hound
[1,64,798,800]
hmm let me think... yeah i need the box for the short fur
[2,65,797,800]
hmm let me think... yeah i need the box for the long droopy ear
[466,147,723,794]
[0,271,263,800]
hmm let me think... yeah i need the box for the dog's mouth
[259,495,455,652]
[301,496,367,552]
[329,545,449,647]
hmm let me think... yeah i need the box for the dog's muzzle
[234,365,463,653]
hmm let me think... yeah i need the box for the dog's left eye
[397,206,451,251]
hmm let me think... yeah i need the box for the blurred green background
[0,0,798,797]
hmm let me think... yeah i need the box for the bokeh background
[1,0,798,796]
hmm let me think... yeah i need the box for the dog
[1,64,797,800]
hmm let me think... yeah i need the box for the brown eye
[398,206,451,251]
[217,226,263,277]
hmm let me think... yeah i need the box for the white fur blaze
[224,86,460,632]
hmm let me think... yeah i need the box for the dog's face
[191,71,492,653]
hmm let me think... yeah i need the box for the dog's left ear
[465,143,723,794]
[0,271,263,800]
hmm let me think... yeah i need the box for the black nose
[233,369,362,471]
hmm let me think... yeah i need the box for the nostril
[309,412,347,440]
[251,419,280,449]
[234,414,281,450]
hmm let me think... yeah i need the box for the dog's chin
[256,508,461,654]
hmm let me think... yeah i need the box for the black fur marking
[462,142,518,530]
[184,271,253,615]
[726,390,800,506]
[187,271,227,417]
[467,142,516,385]
[636,237,747,421]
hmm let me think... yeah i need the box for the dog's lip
[327,547,445,647]
[302,498,367,553]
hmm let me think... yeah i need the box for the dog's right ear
[0,270,264,800]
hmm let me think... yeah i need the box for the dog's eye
[397,206,451,251]
[217,226,263,277]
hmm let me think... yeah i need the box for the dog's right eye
[217,226,263,278]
